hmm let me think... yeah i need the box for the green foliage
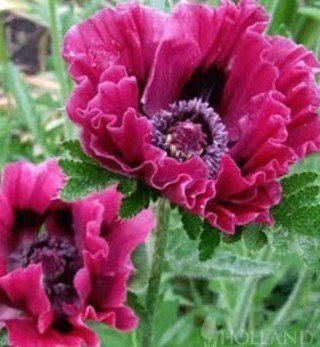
[271,172,320,271]
[128,245,150,293]
[243,224,268,251]
[272,172,320,230]
[120,183,158,218]
[295,235,320,272]
[167,210,276,278]
[180,209,203,240]
[199,221,221,261]
[59,140,137,201]
[60,140,158,219]
[179,209,221,260]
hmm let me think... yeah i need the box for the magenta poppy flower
[0,160,154,347]
[62,0,320,233]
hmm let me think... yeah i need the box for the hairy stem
[231,245,270,333]
[271,266,310,330]
[260,266,310,346]
[141,198,170,347]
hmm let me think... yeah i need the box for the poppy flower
[0,160,154,347]
[63,0,320,232]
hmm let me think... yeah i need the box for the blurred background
[0,0,320,346]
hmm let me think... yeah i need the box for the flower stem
[141,198,170,347]
[260,266,310,346]
[271,266,310,329]
[231,245,270,333]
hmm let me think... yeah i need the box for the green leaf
[274,185,320,224]
[243,225,268,252]
[59,159,136,201]
[286,205,320,237]
[267,226,291,255]
[199,222,221,261]
[59,160,116,201]
[59,140,138,201]
[127,292,147,321]
[128,245,150,293]
[295,235,320,273]
[60,140,138,198]
[281,172,319,196]
[180,209,203,240]
[61,140,95,163]
[166,210,276,278]
[120,184,152,218]
[221,229,242,244]
[272,172,320,230]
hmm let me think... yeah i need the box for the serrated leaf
[167,249,276,278]
[59,159,136,201]
[272,172,320,233]
[180,210,203,240]
[286,205,320,237]
[61,140,94,164]
[59,140,137,200]
[117,177,138,196]
[243,225,268,251]
[166,210,276,278]
[199,222,221,261]
[281,172,319,196]
[221,229,242,244]
[59,159,117,201]
[120,186,151,218]
[273,185,320,224]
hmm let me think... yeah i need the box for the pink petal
[103,209,155,272]
[6,318,99,347]
[1,160,65,214]
[62,3,166,84]
[0,265,53,333]
[143,0,268,114]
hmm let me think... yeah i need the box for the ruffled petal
[265,36,320,157]
[103,209,155,272]
[0,265,53,333]
[62,3,167,84]
[0,196,14,275]
[1,160,65,214]
[6,318,99,347]
[143,0,268,114]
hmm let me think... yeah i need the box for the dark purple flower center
[181,66,226,110]
[8,233,82,317]
[151,98,228,177]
